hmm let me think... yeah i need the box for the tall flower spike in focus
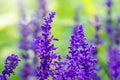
[0,54,20,80]
[68,24,97,79]
[108,47,120,80]
[34,12,60,80]
[52,24,97,80]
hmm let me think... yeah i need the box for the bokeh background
[0,0,120,80]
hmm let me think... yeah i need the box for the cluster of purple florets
[49,24,97,80]
[34,12,60,80]
[0,54,20,80]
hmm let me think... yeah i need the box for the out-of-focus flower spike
[115,16,120,45]
[105,0,114,42]
[90,16,103,45]
[19,63,34,80]
[37,0,47,17]
[108,47,120,79]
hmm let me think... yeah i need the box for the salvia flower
[33,12,60,80]
[0,54,20,80]
[52,24,97,80]
[108,47,120,80]
[69,24,97,79]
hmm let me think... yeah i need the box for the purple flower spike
[52,24,97,80]
[2,54,20,76]
[108,47,120,80]
[34,12,60,80]
[70,25,97,79]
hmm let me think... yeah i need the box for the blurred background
[0,0,120,80]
